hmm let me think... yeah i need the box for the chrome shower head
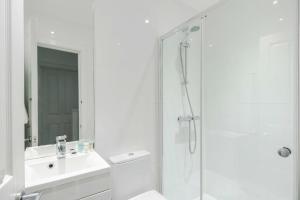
[190,26,200,32]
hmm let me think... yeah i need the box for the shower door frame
[158,13,206,198]
[158,1,300,199]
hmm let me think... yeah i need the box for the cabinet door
[80,190,112,200]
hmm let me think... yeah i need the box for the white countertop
[25,150,110,193]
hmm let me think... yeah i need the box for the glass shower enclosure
[161,17,202,200]
[160,0,299,200]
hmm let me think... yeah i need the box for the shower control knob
[278,147,291,158]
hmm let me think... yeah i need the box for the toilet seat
[129,190,166,200]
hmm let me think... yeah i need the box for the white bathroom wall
[93,0,199,191]
[24,11,95,144]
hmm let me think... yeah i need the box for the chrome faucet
[56,135,67,159]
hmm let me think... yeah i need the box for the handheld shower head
[180,25,199,49]
[180,41,190,48]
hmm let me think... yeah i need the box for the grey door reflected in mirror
[24,0,95,153]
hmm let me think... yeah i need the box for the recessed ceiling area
[175,0,220,12]
[25,0,94,27]
[25,0,220,29]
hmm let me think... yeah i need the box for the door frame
[30,42,82,146]
[0,0,25,198]
[297,1,300,199]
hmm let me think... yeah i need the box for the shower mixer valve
[177,115,200,122]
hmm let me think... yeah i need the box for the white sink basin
[25,150,110,193]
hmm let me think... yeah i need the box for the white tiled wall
[93,0,198,190]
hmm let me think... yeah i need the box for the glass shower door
[162,19,202,200]
[202,0,298,199]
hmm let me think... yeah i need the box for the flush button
[128,153,134,156]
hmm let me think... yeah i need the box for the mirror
[24,0,95,149]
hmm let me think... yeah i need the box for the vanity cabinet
[25,151,112,200]
[35,173,111,200]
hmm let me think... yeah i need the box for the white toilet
[109,151,166,200]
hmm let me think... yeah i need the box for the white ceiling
[176,0,220,12]
[25,0,95,27]
[25,0,219,28]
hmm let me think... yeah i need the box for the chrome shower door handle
[278,147,292,158]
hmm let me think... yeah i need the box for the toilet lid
[129,191,166,200]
